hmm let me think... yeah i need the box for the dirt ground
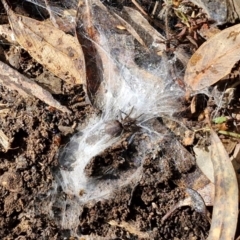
[1,0,239,239]
[0,80,210,239]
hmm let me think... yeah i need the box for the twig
[131,0,148,16]
[151,1,159,17]
[164,4,172,40]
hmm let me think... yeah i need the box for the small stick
[151,1,159,17]
[164,4,172,40]
[131,0,148,16]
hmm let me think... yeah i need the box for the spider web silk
[49,0,184,231]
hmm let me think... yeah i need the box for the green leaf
[212,116,227,124]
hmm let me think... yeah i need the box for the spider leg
[120,106,135,120]
[135,113,144,121]
[128,106,134,116]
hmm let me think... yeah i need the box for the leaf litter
[0,0,240,239]
[2,0,85,85]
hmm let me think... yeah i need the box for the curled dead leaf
[76,0,103,105]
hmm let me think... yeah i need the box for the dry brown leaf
[230,143,240,201]
[232,159,240,201]
[2,0,85,85]
[208,130,238,240]
[184,24,240,91]
[0,60,71,113]
[76,0,103,105]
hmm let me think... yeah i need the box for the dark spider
[104,108,142,138]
